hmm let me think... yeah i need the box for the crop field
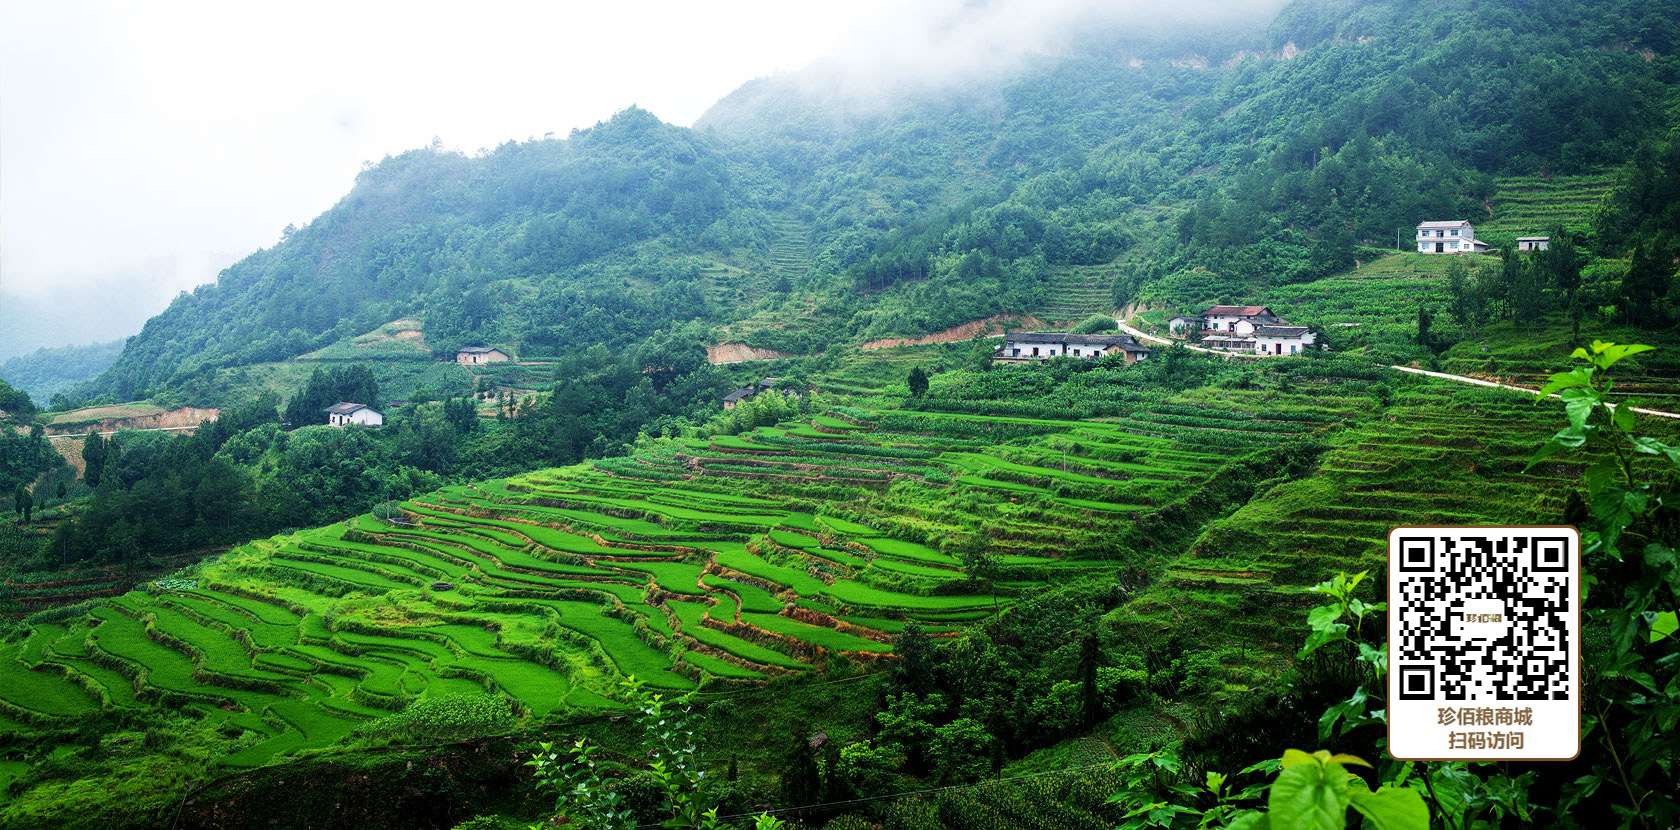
[295,318,432,361]
[1478,171,1616,237]
[0,372,1372,770]
[1129,376,1680,691]
[1439,320,1680,410]
[814,345,968,397]
[1034,263,1123,323]
[1257,253,1499,341]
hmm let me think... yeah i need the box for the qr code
[1393,532,1573,701]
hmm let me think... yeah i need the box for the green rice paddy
[1,391,1366,772]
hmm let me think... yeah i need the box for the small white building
[1516,236,1551,252]
[1202,305,1281,335]
[1252,325,1317,356]
[455,346,512,365]
[1417,220,1488,254]
[994,333,1151,365]
[325,402,384,427]
[1167,315,1202,333]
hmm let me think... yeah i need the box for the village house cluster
[1168,305,1318,356]
[991,332,1152,365]
[723,377,803,410]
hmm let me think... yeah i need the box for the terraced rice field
[1440,321,1680,410]
[1035,263,1123,323]
[0,392,1347,767]
[1478,172,1615,237]
[1257,253,1499,340]
[1136,377,1680,655]
[814,346,965,397]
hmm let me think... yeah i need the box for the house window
[1071,348,1080,356]
[1011,348,1020,356]
[1450,229,1459,236]
[1291,344,1298,354]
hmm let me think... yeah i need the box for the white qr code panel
[1387,527,1580,761]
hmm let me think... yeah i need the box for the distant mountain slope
[72,0,1680,407]
[0,340,125,405]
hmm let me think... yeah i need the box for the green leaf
[1279,749,1320,769]
[1318,688,1369,742]
[1558,387,1598,430]
[1536,368,1591,396]
[1269,762,1349,830]
[1631,436,1680,466]
[1349,786,1430,830]
[1589,341,1654,370]
[1297,625,1349,658]
[1306,605,1344,631]
[1225,812,1270,830]
[1651,612,1678,643]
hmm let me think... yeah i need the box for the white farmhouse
[1200,305,1281,335]
[1252,325,1317,356]
[325,402,384,427]
[1167,315,1202,333]
[995,332,1151,365]
[1516,236,1550,252]
[1417,220,1488,254]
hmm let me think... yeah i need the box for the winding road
[1116,322,1680,420]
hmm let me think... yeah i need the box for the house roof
[457,346,507,355]
[1203,305,1275,317]
[757,377,779,388]
[1516,236,1550,241]
[325,402,373,415]
[1417,220,1472,229]
[1254,325,1311,337]
[722,388,756,403]
[1001,332,1149,351]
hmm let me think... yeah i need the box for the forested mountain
[0,340,123,405]
[9,1,1680,827]
[70,0,1679,408]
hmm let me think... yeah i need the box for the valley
[4,0,1680,827]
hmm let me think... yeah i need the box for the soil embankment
[706,343,797,364]
[45,406,219,436]
[858,314,1047,351]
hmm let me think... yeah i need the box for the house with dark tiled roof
[993,332,1151,365]
[325,402,383,427]
[1169,305,1281,336]
[1170,305,1321,357]
[722,378,802,409]
[455,346,512,365]
[1253,325,1317,356]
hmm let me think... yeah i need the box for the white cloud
[0,0,1280,354]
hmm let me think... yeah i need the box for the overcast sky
[0,0,895,343]
[1,0,1281,356]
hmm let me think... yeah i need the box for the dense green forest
[6,0,1680,827]
[57,0,1680,408]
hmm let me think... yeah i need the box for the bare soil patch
[707,343,797,364]
[858,314,1047,351]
